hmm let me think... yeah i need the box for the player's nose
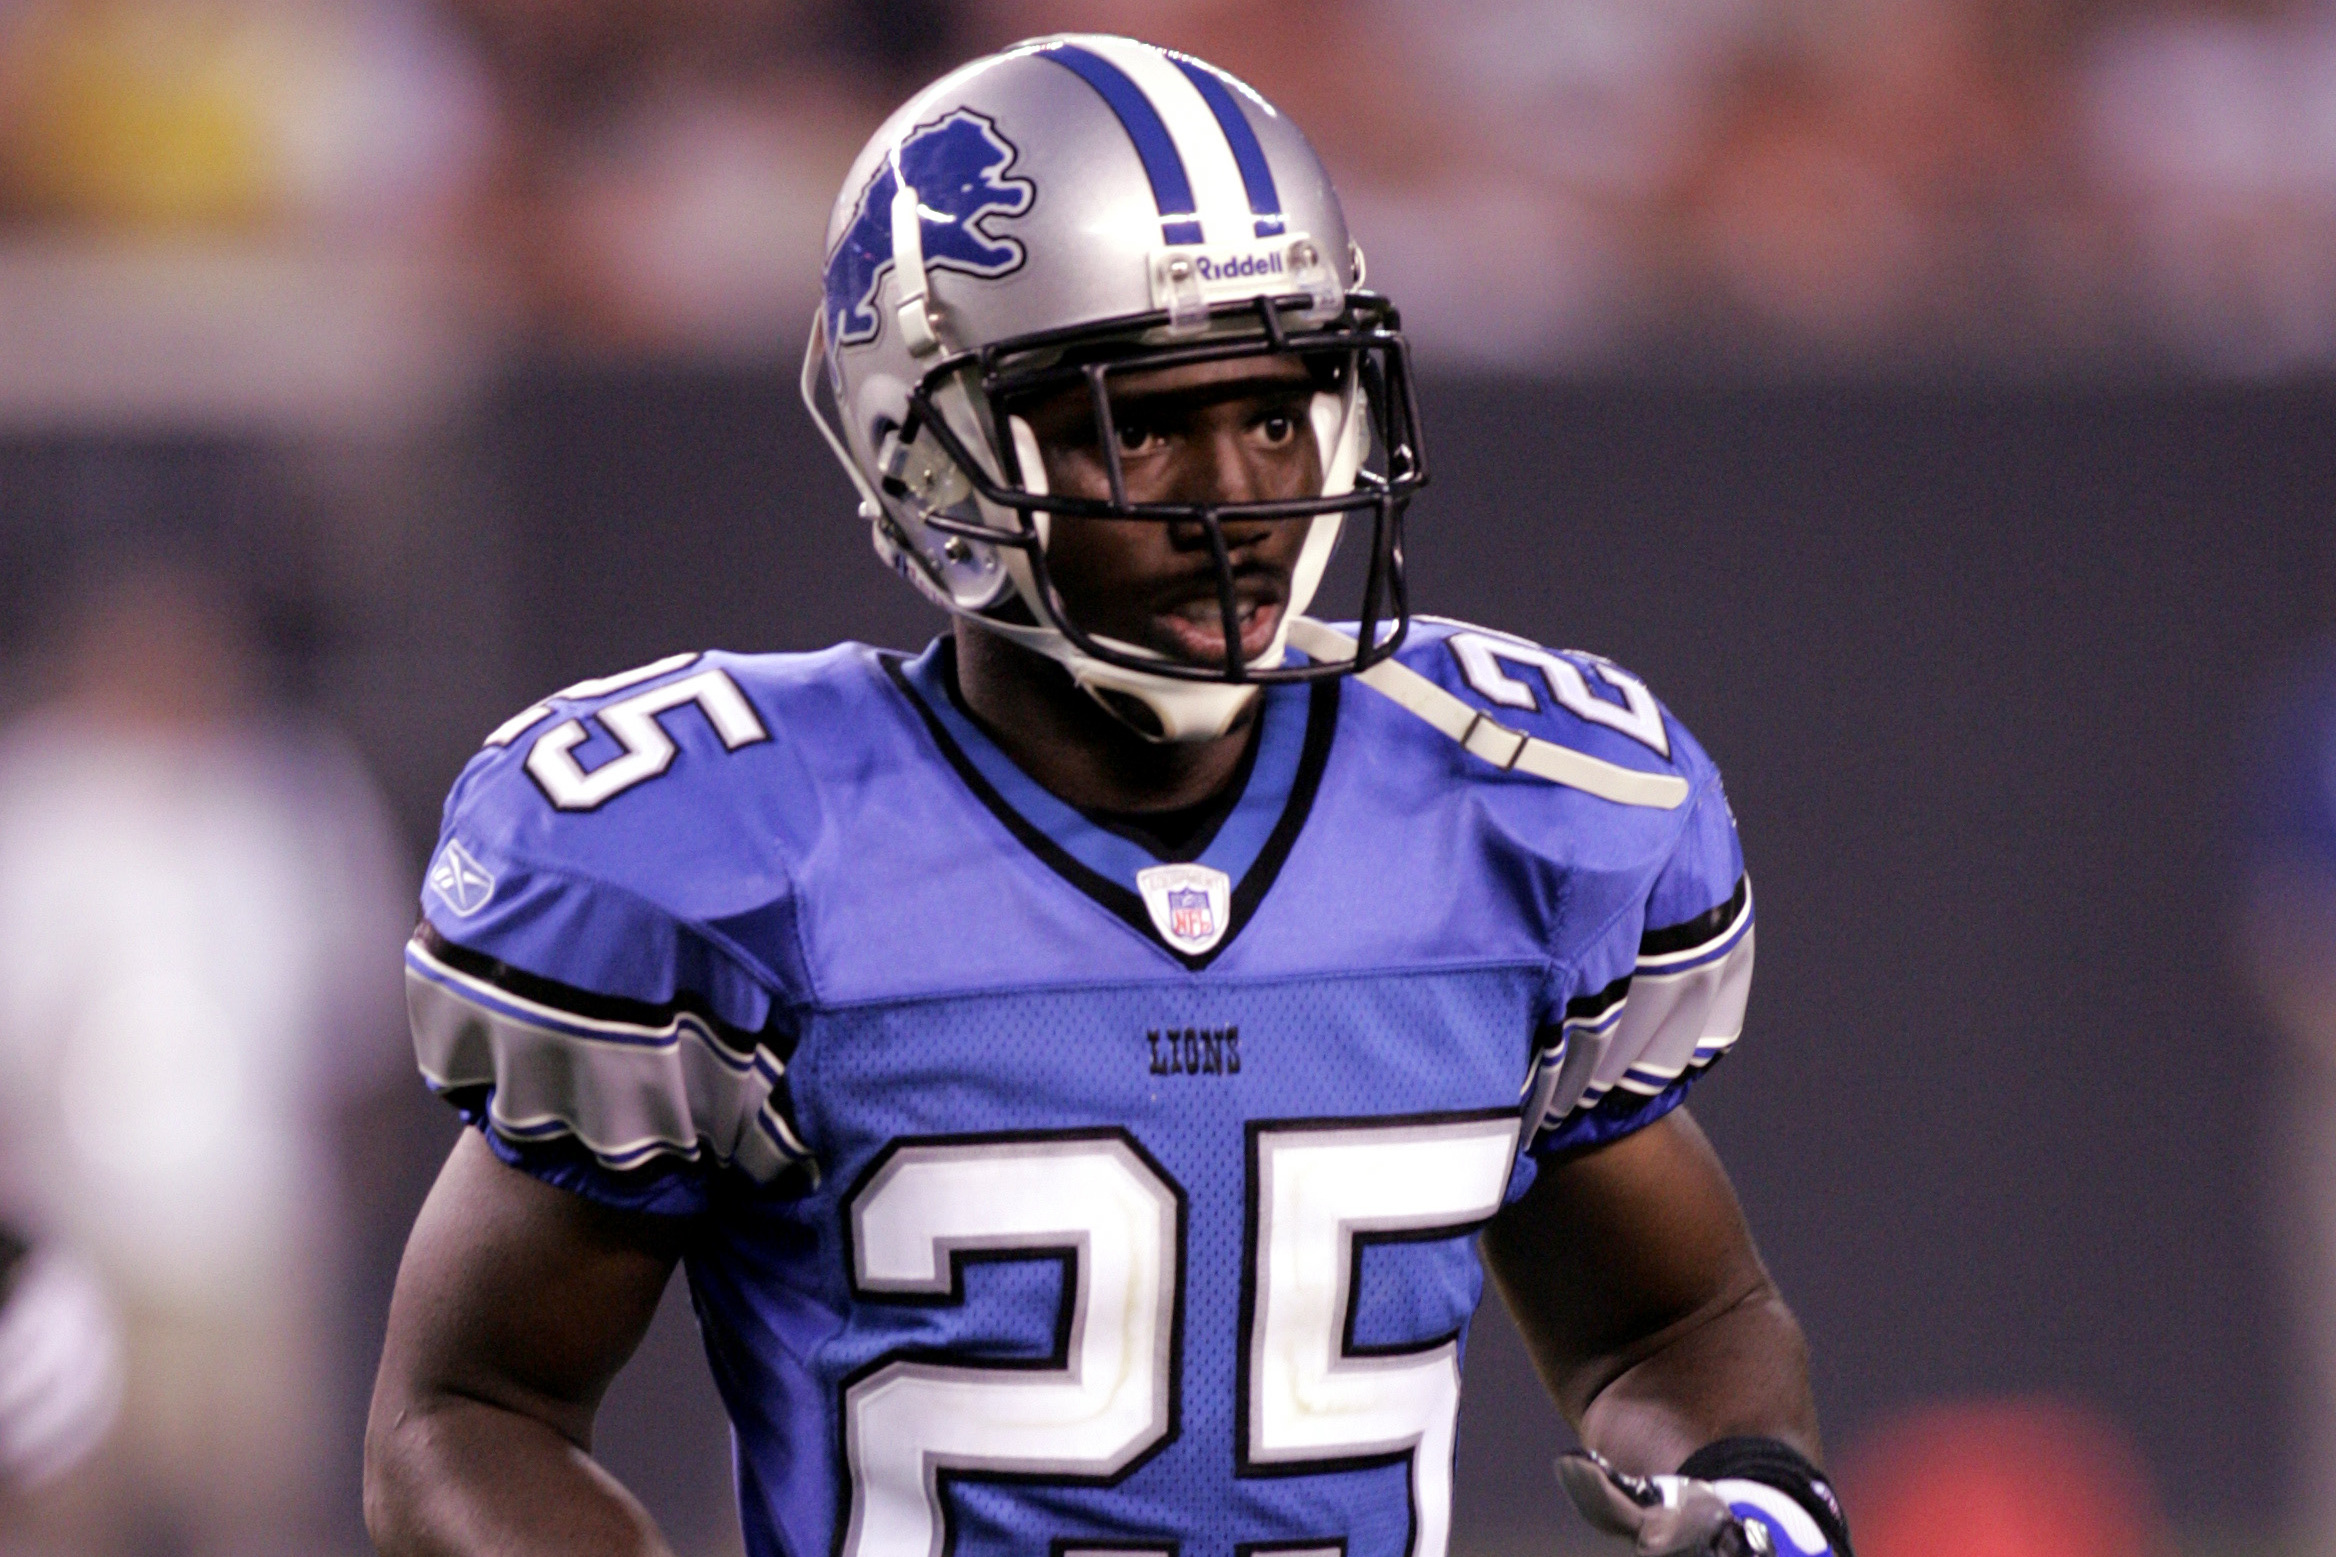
[1164,425,1284,551]
[1162,428,1253,505]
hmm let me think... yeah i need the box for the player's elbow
[1575,1278,1824,1470]
[363,1395,429,1557]
[363,1370,469,1557]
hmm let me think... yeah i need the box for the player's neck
[950,622,1259,814]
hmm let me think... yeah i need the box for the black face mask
[886,292,1428,687]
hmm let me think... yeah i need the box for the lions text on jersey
[404,617,1753,1557]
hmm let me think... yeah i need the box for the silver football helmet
[803,33,1425,741]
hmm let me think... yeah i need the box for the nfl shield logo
[1167,886,1215,942]
[1135,862,1234,956]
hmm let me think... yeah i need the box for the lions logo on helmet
[824,110,1034,350]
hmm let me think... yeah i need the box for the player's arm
[1480,1106,1817,1471]
[1485,1105,1851,1555]
[364,1128,686,1557]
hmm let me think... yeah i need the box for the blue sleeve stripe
[1034,43,1202,244]
[1639,929,1750,978]
[1559,1000,1628,1038]
[460,1079,803,1171]
[1167,55,1285,236]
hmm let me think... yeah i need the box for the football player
[366,35,1852,1557]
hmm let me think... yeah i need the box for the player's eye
[1115,418,1160,455]
[1255,411,1299,446]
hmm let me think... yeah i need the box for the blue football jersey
[405,618,1752,1557]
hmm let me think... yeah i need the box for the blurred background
[0,0,2331,1554]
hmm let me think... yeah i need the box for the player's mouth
[1150,574,1288,667]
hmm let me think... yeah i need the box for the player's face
[1019,356,1323,670]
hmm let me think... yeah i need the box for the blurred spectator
[2077,9,2336,372]
[1658,0,2086,365]
[0,556,412,1557]
[1835,1396,2171,1557]
[0,0,496,432]
[0,0,488,239]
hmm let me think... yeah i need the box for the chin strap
[1285,619,1690,809]
[1071,658,1260,742]
[959,613,1262,744]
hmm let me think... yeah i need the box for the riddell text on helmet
[1189,249,1286,282]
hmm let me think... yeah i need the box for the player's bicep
[376,1127,683,1449]
[1480,1108,1769,1423]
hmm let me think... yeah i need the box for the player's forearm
[1573,1281,1822,1475]
[364,1390,675,1557]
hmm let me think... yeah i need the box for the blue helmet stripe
[1035,43,1204,245]
[1168,57,1285,238]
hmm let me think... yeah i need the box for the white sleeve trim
[1527,894,1755,1138]
[404,939,810,1184]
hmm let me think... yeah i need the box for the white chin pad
[971,616,1263,744]
[1074,656,1262,743]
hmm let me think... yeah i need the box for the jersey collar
[884,639,1337,970]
